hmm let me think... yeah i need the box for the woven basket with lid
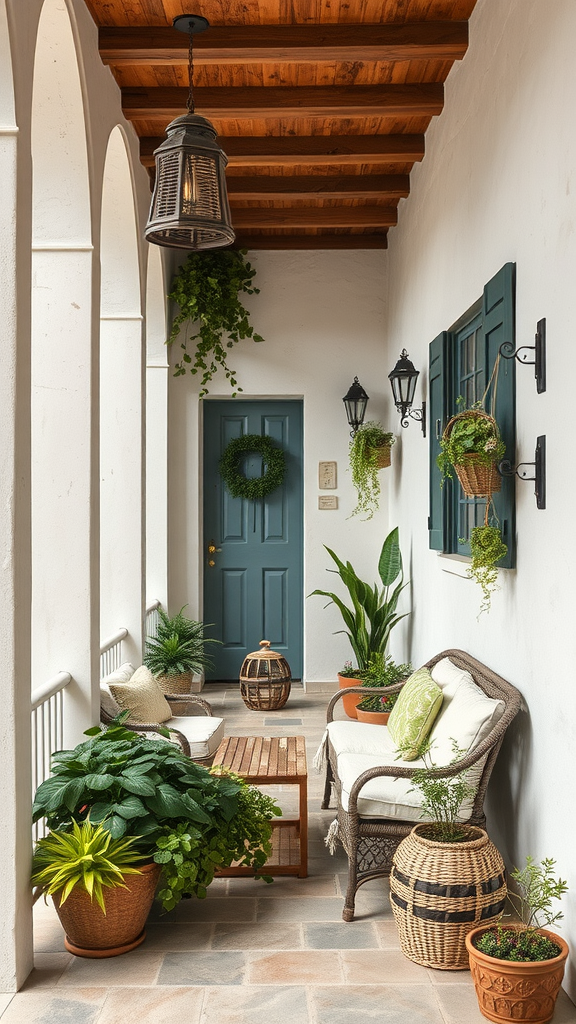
[239,640,291,711]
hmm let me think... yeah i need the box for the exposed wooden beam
[232,234,388,250]
[140,134,425,168]
[226,174,409,200]
[100,22,468,66]
[229,206,398,229]
[122,84,444,121]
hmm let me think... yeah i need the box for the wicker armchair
[100,692,224,764]
[321,650,523,921]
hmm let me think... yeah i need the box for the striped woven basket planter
[390,824,506,970]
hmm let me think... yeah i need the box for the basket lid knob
[260,640,271,649]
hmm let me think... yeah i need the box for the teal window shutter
[482,262,516,569]
[428,331,448,551]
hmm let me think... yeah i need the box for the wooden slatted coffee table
[212,735,308,878]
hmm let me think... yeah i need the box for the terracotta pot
[390,825,506,970]
[356,708,390,725]
[53,862,161,958]
[337,673,363,719]
[465,925,569,1024]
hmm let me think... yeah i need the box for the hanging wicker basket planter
[441,410,503,497]
[371,444,392,470]
[389,824,506,970]
[239,640,291,711]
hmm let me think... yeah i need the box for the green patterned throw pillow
[387,667,443,760]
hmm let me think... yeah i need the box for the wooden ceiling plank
[122,83,444,119]
[226,173,409,198]
[100,22,468,65]
[229,205,398,228]
[139,133,425,166]
[231,234,388,249]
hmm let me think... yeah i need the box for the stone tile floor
[4,684,576,1023]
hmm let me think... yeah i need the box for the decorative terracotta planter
[465,925,569,1024]
[390,825,506,970]
[337,673,363,719]
[53,862,161,958]
[356,708,390,725]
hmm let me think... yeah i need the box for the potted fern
[466,857,569,1023]
[355,654,412,724]
[349,422,395,519]
[144,606,221,709]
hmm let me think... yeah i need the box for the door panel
[203,400,303,680]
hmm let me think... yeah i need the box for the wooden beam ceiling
[84,0,478,249]
[100,22,468,66]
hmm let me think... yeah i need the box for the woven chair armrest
[122,720,191,757]
[326,680,406,722]
[164,694,213,716]
[346,739,498,815]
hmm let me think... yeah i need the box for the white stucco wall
[385,0,576,995]
[167,248,401,683]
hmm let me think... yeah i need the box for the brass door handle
[207,540,222,565]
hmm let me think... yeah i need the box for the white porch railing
[99,627,129,678]
[31,671,72,842]
[145,598,160,637]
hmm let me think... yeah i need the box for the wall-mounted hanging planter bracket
[499,318,546,393]
[499,435,546,510]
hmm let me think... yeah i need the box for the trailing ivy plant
[468,522,508,616]
[167,250,264,397]
[349,422,395,520]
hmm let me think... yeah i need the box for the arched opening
[145,243,169,612]
[0,0,33,993]
[30,0,94,740]
[100,125,144,663]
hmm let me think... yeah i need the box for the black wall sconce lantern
[388,350,426,437]
[343,377,369,435]
[499,435,546,510]
[144,14,235,250]
[499,318,546,394]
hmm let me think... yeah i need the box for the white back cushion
[429,674,505,765]
[100,662,135,718]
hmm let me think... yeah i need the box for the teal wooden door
[203,400,303,681]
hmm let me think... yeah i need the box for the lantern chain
[186,28,195,113]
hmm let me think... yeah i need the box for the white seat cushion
[327,719,397,758]
[337,750,476,822]
[169,716,225,759]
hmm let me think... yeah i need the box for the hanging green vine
[219,435,285,501]
[167,250,264,397]
[468,521,508,616]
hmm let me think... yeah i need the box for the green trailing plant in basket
[167,250,264,397]
[468,522,508,616]
[403,739,476,844]
[349,422,395,519]
[437,403,505,483]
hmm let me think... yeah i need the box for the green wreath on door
[219,435,285,500]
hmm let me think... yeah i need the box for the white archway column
[99,128,145,664]
[31,244,98,744]
[145,245,169,611]
[0,7,33,991]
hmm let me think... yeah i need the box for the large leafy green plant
[32,819,145,913]
[167,250,264,397]
[32,717,280,911]
[144,606,220,677]
[310,527,408,671]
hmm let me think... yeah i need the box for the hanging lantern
[343,377,369,435]
[388,349,426,435]
[145,15,235,250]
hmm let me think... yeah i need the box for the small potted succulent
[349,421,395,519]
[356,654,412,724]
[466,857,569,1024]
